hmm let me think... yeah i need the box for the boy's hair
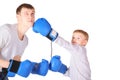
[73,29,89,41]
[16,3,35,14]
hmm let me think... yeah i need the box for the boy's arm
[54,36,72,51]
[32,18,72,50]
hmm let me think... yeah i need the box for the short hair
[73,29,89,41]
[16,3,35,14]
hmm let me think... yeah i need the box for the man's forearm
[0,59,9,68]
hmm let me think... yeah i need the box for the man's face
[16,7,35,28]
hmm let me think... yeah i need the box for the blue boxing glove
[7,71,16,77]
[49,55,67,74]
[7,59,34,78]
[31,59,49,76]
[33,18,58,41]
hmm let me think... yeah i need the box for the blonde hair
[73,29,89,41]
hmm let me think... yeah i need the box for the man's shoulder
[0,23,16,31]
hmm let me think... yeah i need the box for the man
[0,3,40,80]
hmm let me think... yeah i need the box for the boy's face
[71,32,87,46]
[16,7,35,28]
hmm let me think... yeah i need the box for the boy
[55,29,91,80]
[33,18,91,80]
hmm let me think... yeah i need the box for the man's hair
[16,3,34,14]
[73,29,89,41]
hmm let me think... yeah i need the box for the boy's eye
[77,37,82,40]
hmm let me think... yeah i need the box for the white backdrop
[0,0,120,80]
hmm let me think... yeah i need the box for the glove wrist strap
[46,29,58,41]
[8,60,20,73]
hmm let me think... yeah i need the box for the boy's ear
[82,40,88,46]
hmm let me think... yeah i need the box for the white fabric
[55,36,91,80]
[0,24,28,60]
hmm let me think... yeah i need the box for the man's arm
[0,59,9,68]
[13,55,21,61]
[0,49,21,68]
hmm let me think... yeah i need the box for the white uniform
[55,36,91,80]
[0,24,28,70]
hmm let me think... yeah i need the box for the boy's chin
[72,43,77,45]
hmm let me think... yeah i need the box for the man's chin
[27,23,33,27]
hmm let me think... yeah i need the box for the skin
[0,7,35,68]
[17,7,35,40]
[71,32,87,46]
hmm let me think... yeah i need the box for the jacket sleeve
[54,36,73,51]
